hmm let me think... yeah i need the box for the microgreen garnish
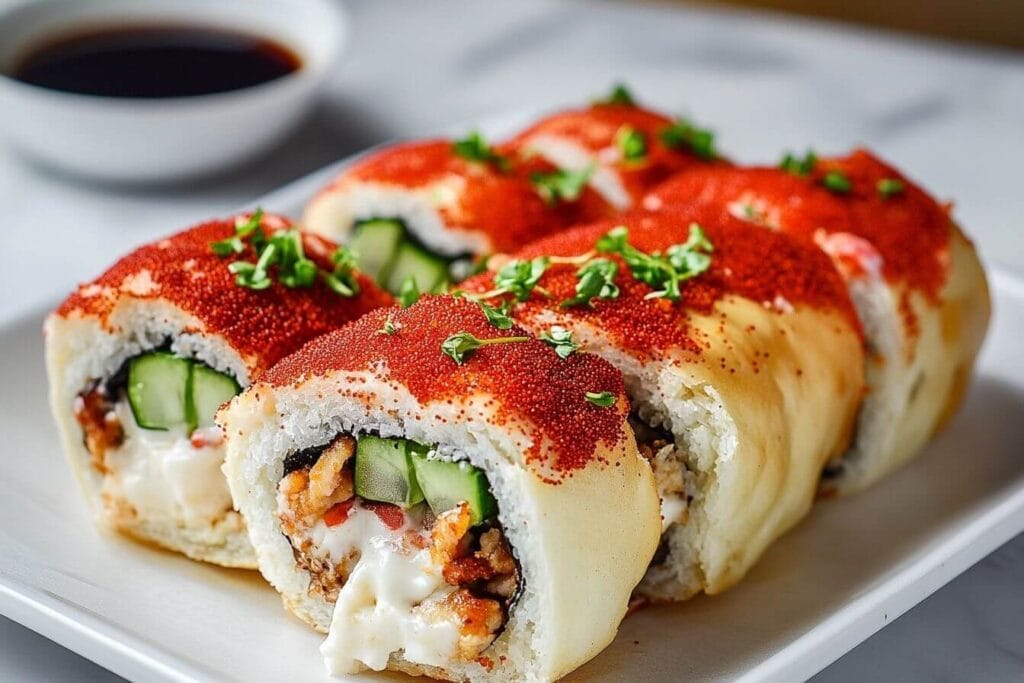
[539,325,579,359]
[378,315,400,336]
[453,131,509,171]
[594,83,636,106]
[491,257,551,301]
[822,170,852,194]
[398,276,421,308]
[212,209,358,297]
[210,208,265,256]
[659,118,716,160]
[441,332,529,365]
[321,245,361,297]
[779,151,817,176]
[596,223,713,301]
[585,391,616,408]
[877,177,905,199]
[479,300,514,330]
[616,125,647,161]
[561,258,620,308]
[530,165,594,205]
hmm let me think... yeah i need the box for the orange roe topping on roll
[316,139,596,253]
[502,104,718,204]
[264,296,628,479]
[646,149,951,302]
[55,214,393,375]
[462,208,861,359]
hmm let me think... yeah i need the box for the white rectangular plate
[2,135,1021,682]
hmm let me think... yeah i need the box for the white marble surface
[0,0,1021,680]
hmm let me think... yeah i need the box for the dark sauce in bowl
[9,24,301,98]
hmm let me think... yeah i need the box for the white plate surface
[1,132,1020,682]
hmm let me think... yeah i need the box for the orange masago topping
[314,139,596,254]
[264,295,628,480]
[645,149,951,302]
[55,213,393,376]
[461,208,861,361]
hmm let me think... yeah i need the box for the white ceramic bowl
[0,0,346,183]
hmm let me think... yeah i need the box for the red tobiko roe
[361,501,406,531]
[264,295,628,480]
[645,149,951,302]
[55,214,394,376]
[315,139,601,253]
[461,208,861,360]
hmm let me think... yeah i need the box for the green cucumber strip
[190,364,241,430]
[410,453,497,526]
[127,352,192,431]
[353,436,425,508]
[384,242,449,295]
[349,219,405,284]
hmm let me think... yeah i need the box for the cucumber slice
[349,219,405,283]
[190,363,241,429]
[353,436,425,508]
[411,454,497,525]
[127,352,192,431]
[385,242,450,295]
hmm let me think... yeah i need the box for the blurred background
[684,0,1024,49]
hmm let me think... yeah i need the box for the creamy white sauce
[660,495,687,533]
[101,401,232,523]
[317,504,460,675]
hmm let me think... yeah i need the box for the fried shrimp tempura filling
[276,433,519,674]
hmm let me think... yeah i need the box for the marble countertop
[0,0,1021,680]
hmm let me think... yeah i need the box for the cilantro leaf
[659,118,716,160]
[530,165,594,205]
[539,325,580,359]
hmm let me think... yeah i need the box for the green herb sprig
[479,301,514,330]
[594,83,636,106]
[596,223,714,301]
[659,118,716,160]
[822,170,852,194]
[378,315,399,336]
[616,125,647,161]
[561,258,620,308]
[585,391,616,408]
[398,276,421,308]
[441,332,529,365]
[211,209,359,297]
[780,151,817,176]
[877,177,905,199]
[530,165,594,205]
[539,325,580,359]
[453,131,509,171]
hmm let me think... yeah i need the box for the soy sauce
[10,25,301,98]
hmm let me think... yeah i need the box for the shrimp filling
[276,434,518,674]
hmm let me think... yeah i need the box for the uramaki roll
[462,209,865,600]
[44,213,392,567]
[220,296,660,680]
[500,97,717,216]
[302,138,600,296]
[644,150,990,495]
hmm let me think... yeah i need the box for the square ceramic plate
[1,122,1021,682]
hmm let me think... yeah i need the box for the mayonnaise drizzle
[101,401,232,523]
[317,504,460,674]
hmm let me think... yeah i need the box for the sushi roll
[644,150,990,495]
[44,212,392,567]
[219,296,661,680]
[302,136,599,297]
[461,209,865,601]
[500,85,718,216]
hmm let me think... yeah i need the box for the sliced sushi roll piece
[303,135,598,296]
[220,296,660,680]
[44,212,392,567]
[500,85,719,216]
[461,209,865,601]
[644,149,990,495]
